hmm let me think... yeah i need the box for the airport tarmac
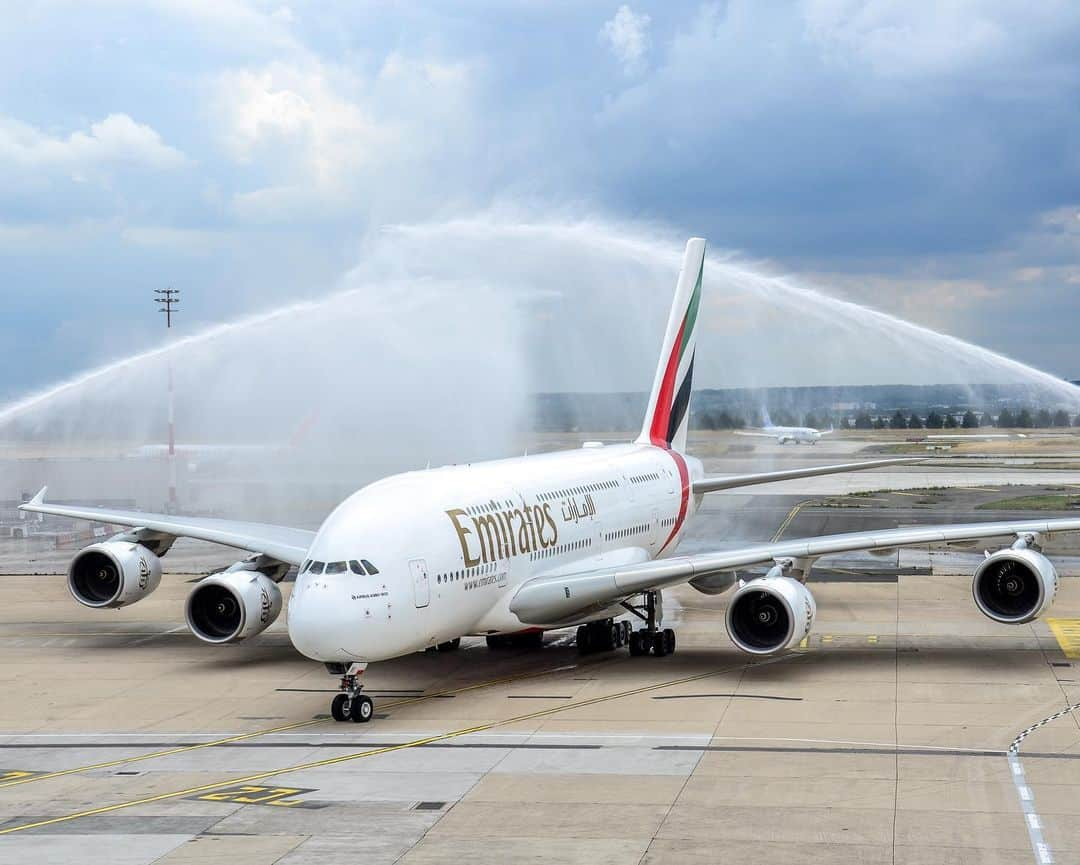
[1,571,1079,864]
[2,434,1080,863]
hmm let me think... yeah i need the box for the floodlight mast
[154,288,180,509]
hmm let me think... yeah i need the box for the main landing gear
[576,591,676,658]
[327,661,373,723]
[485,631,544,650]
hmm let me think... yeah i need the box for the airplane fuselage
[768,426,821,444]
[286,442,704,663]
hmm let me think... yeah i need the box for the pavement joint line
[0,659,592,791]
[0,654,797,836]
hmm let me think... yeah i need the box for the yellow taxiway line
[0,659,597,791]
[772,501,809,542]
[0,658,789,835]
[1047,618,1080,660]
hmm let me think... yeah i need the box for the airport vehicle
[22,239,1080,724]
[736,409,832,444]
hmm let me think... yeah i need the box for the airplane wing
[18,487,313,565]
[692,457,918,494]
[509,517,1080,624]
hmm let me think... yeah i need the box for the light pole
[154,288,180,510]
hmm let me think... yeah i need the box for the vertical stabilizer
[637,238,705,452]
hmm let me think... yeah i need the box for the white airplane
[21,239,1080,724]
[129,413,317,467]
[736,408,833,444]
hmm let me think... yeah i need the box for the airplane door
[649,508,660,551]
[409,558,430,608]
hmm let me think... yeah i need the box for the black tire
[622,621,632,643]
[486,634,510,650]
[350,694,374,723]
[628,631,644,657]
[514,631,544,649]
[653,631,669,657]
[577,625,591,654]
[662,628,676,656]
[331,693,349,722]
[609,623,620,649]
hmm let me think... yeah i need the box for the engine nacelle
[689,572,738,596]
[726,576,816,655]
[185,569,283,643]
[68,541,162,608]
[972,548,1058,624]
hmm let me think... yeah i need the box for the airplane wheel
[653,631,669,657]
[350,694,374,723]
[576,625,591,655]
[331,693,349,722]
[629,631,644,657]
[486,634,511,650]
[610,623,621,649]
[662,628,676,656]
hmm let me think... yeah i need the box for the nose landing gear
[327,661,373,723]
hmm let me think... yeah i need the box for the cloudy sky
[2,0,1079,403]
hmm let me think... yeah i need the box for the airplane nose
[288,580,362,661]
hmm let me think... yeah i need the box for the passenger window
[325,561,346,574]
[348,560,365,575]
[362,559,379,574]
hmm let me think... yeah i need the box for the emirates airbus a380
[23,239,1080,723]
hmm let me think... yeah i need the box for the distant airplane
[22,238,1080,724]
[129,413,317,467]
[735,408,833,445]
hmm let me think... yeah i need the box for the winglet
[22,486,47,510]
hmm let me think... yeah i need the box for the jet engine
[185,566,283,644]
[972,547,1058,624]
[726,575,816,655]
[68,541,162,608]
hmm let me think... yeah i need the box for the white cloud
[0,113,188,174]
[799,0,1078,83]
[270,5,294,25]
[214,53,479,221]
[601,5,651,74]
[215,63,389,184]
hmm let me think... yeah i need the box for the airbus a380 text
[24,239,1080,723]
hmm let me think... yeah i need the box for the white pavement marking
[1007,701,1080,865]
[1010,754,1054,865]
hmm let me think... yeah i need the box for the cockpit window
[349,560,365,575]
[325,561,346,575]
[309,561,326,575]
[300,559,311,573]
[361,559,379,574]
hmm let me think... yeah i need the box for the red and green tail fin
[637,237,705,453]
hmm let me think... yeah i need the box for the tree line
[694,407,1078,431]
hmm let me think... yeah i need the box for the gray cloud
[0,0,1079,402]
